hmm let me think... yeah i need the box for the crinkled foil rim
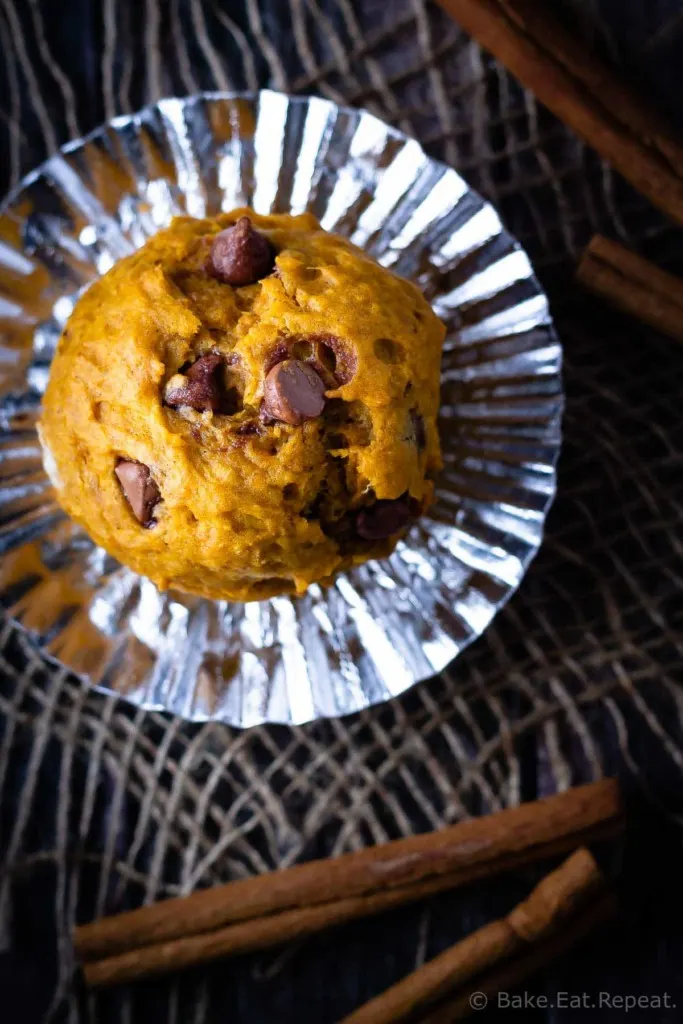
[0,92,563,725]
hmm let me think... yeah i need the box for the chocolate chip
[209,217,274,286]
[115,460,160,526]
[356,497,412,540]
[165,353,231,413]
[236,421,261,436]
[263,359,326,426]
[264,335,356,388]
[165,354,245,413]
[259,403,276,425]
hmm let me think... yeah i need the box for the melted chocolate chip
[263,359,326,426]
[165,353,225,412]
[356,497,412,540]
[315,334,357,384]
[209,217,274,286]
[264,342,290,375]
[236,421,261,436]
[115,460,160,526]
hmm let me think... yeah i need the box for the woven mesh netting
[1,1,682,1021]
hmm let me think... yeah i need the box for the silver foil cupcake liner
[0,92,562,725]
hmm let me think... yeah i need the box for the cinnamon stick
[339,848,607,1024]
[76,779,622,966]
[436,0,683,227]
[82,835,616,989]
[419,893,616,1023]
[577,235,683,344]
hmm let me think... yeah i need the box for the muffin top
[39,210,445,601]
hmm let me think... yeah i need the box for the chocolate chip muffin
[38,210,445,601]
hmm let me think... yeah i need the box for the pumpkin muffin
[38,210,445,601]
